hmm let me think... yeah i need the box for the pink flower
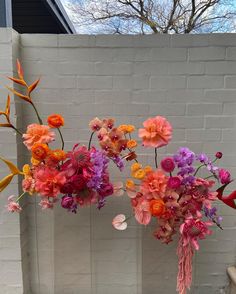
[62,144,91,177]
[167,176,181,189]
[112,214,127,230]
[34,166,66,197]
[22,178,35,195]
[138,116,172,148]
[132,195,151,225]
[76,190,97,206]
[219,169,231,184]
[113,182,124,196]
[180,217,212,250]
[161,157,175,173]
[23,124,55,150]
[39,198,57,210]
[140,169,168,199]
[6,196,22,213]
[89,117,103,131]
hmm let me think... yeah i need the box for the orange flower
[103,118,114,129]
[144,166,152,173]
[23,124,55,150]
[133,169,146,180]
[131,162,142,172]
[126,179,135,189]
[31,143,49,161]
[47,114,64,128]
[140,169,168,199]
[109,128,123,142]
[31,157,40,166]
[126,125,135,133]
[139,116,172,148]
[48,149,66,163]
[149,199,166,217]
[118,124,135,133]
[127,139,137,149]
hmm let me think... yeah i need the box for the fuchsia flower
[161,157,175,173]
[6,196,22,213]
[34,166,66,197]
[218,168,231,184]
[167,176,181,189]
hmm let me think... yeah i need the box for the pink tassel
[176,236,194,294]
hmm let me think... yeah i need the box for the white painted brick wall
[0,30,236,294]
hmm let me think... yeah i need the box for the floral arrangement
[0,61,136,212]
[112,116,236,294]
[1,61,236,294]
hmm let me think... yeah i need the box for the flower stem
[124,215,134,223]
[88,131,95,150]
[193,164,205,176]
[11,125,23,136]
[31,102,43,125]
[16,191,26,203]
[57,128,64,150]
[154,148,158,169]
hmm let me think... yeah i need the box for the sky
[60,0,236,34]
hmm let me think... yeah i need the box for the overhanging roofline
[43,0,76,34]
[0,0,12,27]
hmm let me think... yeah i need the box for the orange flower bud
[127,139,137,149]
[131,162,142,172]
[31,143,49,161]
[133,169,146,180]
[47,114,64,128]
[149,199,166,217]
[126,179,135,189]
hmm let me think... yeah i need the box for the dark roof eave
[43,0,76,34]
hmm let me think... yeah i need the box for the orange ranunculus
[47,114,64,128]
[31,143,49,161]
[149,199,166,217]
[127,139,137,149]
[48,149,66,163]
[139,116,172,148]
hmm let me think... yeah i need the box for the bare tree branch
[65,0,236,34]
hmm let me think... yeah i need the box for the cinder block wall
[0,29,236,294]
[0,28,24,294]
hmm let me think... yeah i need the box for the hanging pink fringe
[176,237,194,294]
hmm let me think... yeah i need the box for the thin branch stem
[16,191,26,203]
[88,131,95,150]
[31,103,43,125]
[57,128,65,150]
[11,125,23,136]
[154,147,158,169]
